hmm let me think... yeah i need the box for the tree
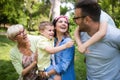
[99,0,120,28]
[0,0,24,25]
[49,0,75,20]
[50,0,60,21]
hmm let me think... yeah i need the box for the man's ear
[84,16,92,24]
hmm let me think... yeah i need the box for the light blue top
[80,26,120,80]
[100,10,116,27]
[52,37,76,80]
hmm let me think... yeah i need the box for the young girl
[74,2,116,53]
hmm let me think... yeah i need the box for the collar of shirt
[39,35,54,41]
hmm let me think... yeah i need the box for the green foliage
[0,0,50,30]
[0,35,18,80]
[1,0,120,29]
[0,60,18,80]
[75,49,86,80]
[0,0,24,24]
[60,6,68,15]
[69,13,77,39]
[23,1,50,30]
[99,0,120,28]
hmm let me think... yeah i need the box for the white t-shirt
[100,10,116,27]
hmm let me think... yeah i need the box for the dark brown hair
[75,0,101,22]
[52,15,70,37]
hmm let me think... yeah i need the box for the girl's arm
[74,26,86,53]
[45,40,74,54]
[74,22,107,53]
[83,22,107,48]
[74,26,82,46]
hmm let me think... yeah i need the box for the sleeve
[100,10,116,27]
[117,38,120,49]
[28,35,39,52]
[37,39,51,50]
[112,28,120,49]
[53,44,75,74]
[10,49,23,76]
[106,27,120,50]
[100,10,109,23]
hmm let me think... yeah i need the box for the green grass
[0,35,86,80]
[75,48,86,80]
[0,35,18,80]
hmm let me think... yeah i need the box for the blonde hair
[7,24,24,40]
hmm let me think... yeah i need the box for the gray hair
[7,24,24,40]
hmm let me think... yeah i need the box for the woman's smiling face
[55,17,69,34]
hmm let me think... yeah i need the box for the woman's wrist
[32,61,37,65]
[45,72,50,77]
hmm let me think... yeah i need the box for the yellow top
[37,35,54,70]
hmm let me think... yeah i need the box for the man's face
[74,8,88,32]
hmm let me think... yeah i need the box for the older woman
[7,24,39,80]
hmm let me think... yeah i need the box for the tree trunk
[50,0,60,21]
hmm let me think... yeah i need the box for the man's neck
[87,22,100,36]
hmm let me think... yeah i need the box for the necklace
[19,47,32,56]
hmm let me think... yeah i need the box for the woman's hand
[65,40,74,48]
[33,49,38,63]
[39,71,49,79]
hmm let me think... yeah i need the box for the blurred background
[0,0,120,80]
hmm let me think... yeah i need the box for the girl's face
[55,18,68,34]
